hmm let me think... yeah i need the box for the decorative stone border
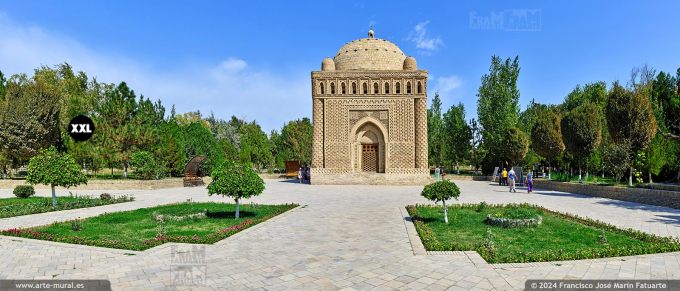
[0,205,303,255]
[400,206,680,269]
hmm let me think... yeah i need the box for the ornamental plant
[207,160,265,218]
[13,185,35,198]
[421,180,461,223]
[26,146,87,208]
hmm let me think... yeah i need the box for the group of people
[498,167,533,193]
[298,166,311,184]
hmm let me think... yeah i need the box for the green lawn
[1,202,297,251]
[0,195,134,218]
[407,203,680,263]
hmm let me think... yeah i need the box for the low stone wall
[444,175,492,181]
[534,180,680,210]
[0,178,196,190]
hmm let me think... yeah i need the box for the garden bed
[0,194,134,218]
[1,202,297,250]
[406,203,680,263]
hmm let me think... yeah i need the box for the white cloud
[407,21,443,52]
[0,13,309,132]
[435,75,462,94]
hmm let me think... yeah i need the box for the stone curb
[0,205,303,256]
[401,205,680,270]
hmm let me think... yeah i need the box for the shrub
[421,180,461,224]
[100,193,112,200]
[131,151,164,180]
[476,201,487,213]
[70,219,83,231]
[13,185,35,198]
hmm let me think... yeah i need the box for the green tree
[428,93,444,167]
[0,70,7,100]
[0,71,63,161]
[131,151,163,180]
[606,81,658,185]
[238,121,272,169]
[441,103,471,173]
[421,180,461,224]
[531,109,564,179]
[643,134,678,183]
[603,142,631,183]
[275,118,313,166]
[207,161,265,218]
[469,119,486,172]
[183,122,225,173]
[477,55,521,172]
[499,127,529,166]
[26,146,87,207]
[93,82,138,177]
[561,103,602,180]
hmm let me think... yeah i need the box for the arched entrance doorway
[351,118,387,173]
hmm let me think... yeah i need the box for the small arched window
[396,82,401,94]
[373,83,379,94]
[417,81,422,94]
[330,82,335,94]
[407,82,412,94]
[363,82,368,94]
[384,83,390,94]
[320,83,325,94]
[341,83,346,94]
[352,82,357,94]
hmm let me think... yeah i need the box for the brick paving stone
[3,180,680,290]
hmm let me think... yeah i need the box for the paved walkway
[2,180,680,290]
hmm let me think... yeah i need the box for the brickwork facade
[311,30,430,184]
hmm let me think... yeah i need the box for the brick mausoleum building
[310,29,430,185]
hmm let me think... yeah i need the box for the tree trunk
[51,185,56,208]
[629,166,633,186]
[456,162,460,174]
[124,163,128,179]
[442,199,448,224]
[235,198,240,219]
[110,164,114,177]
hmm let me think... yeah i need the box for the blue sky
[0,1,678,132]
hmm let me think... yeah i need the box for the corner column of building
[414,97,427,169]
[312,98,324,168]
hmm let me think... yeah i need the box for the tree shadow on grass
[206,211,256,219]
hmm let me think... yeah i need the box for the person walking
[501,168,508,186]
[508,168,517,193]
[298,167,303,184]
[525,171,533,193]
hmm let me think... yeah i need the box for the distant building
[311,29,429,184]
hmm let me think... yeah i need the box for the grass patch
[406,203,680,263]
[0,194,134,218]
[1,202,297,250]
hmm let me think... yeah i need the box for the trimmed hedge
[13,185,35,198]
